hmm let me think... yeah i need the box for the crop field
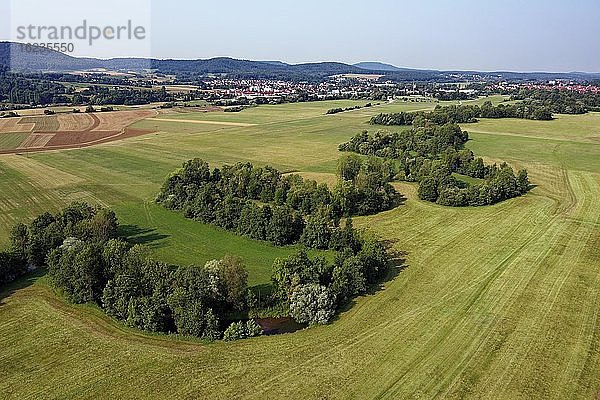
[19,116,61,132]
[0,110,156,153]
[0,99,598,399]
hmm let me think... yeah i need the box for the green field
[0,99,599,399]
[0,132,28,150]
[116,202,333,286]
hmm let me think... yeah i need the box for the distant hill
[2,42,599,83]
[0,42,380,81]
[0,42,99,71]
[354,62,411,72]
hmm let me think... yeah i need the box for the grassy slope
[0,98,599,399]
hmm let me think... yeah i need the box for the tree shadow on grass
[0,267,46,306]
[395,194,408,207]
[331,245,408,321]
[118,224,170,249]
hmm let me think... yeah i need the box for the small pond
[254,317,306,335]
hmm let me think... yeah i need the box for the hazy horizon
[2,0,599,73]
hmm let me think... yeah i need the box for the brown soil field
[56,113,95,131]
[46,130,116,147]
[0,118,34,133]
[0,128,155,155]
[19,133,55,148]
[91,110,155,131]
[0,110,157,154]
[19,116,60,132]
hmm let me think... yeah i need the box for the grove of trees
[272,225,390,325]
[369,102,553,126]
[0,70,70,105]
[72,86,173,106]
[1,201,397,339]
[0,202,118,287]
[339,123,530,206]
[510,88,600,114]
[157,158,401,248]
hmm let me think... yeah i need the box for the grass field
[115,202,333,286]
[0,98,598,399]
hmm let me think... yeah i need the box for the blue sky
[148,0,600,72]
[2,0,599,72]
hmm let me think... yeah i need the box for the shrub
[223,319,263,341]
[331,255,366,304]
[289,284,335,325]
[0,251,27,286]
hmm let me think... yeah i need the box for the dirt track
[146,118,256,127]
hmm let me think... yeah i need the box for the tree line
[339,124,530,206]
[0,69,173,108]
[0,202,252,339]
[340,123,469,158]
[510,88,600,114]
[156,158,400,248]
[326,103,372,115]
[0,70,70,105]
[369,101,553,126]
[1,201,398,340]
[72,86,173,106]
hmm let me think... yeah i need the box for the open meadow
[0,98,598,399]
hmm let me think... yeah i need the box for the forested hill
[1,41,599,82]
[354,62,411,72]
[0,42,439,81]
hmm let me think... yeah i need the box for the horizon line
[3,41,600,75]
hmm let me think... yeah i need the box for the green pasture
[0,97,598,399]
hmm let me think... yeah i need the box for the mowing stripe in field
[0,100,599,399]
[147,118,257,127]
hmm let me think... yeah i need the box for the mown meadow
[0,98,598,399]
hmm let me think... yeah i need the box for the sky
[2,0,600,72]
[148,0,600,72]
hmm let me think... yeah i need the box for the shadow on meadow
[0,267,46,306]
[118,224,170,249]
[332,245,408,322]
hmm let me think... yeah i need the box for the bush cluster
[271,227,390,325]
[223,320,263,341]
[157,159,400,247]
[3,202,397,341]
[369,101,553,126]
[339,123,530,206]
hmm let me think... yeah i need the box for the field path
[147,118,257,127]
